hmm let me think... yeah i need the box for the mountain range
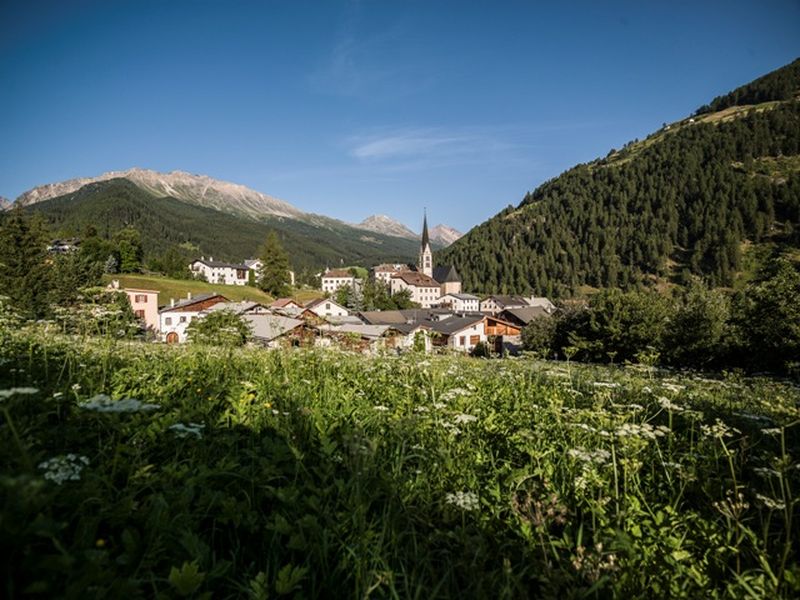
[8,168,461,271]
[355,214,462,246]
[438,58,800,297]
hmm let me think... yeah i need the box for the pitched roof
[202,301,263,315]
[323,269,354,278]
[159,294,228,313]
[428,315,484,336]
[499,306,551,325]
[242,314,304,341]
[482,295,529,308]
[372,263,411,273]
[317,323,392,339]
[433,265,461,284]
[394,271,440,287]
[192,258,248,270]
[305,297,346,310]
[439,293,479,301]
[270,298,300,308]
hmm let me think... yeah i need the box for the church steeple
[419,209,433,277]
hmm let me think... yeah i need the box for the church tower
[418,211,433,277]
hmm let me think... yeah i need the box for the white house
[321,269,357,294]
[305,297,349,319]
[389,271,442,308]
[479,295,531,315]
[371,263,411,285]
[190,258,249,286]
[159,293,229,343]
[432,293,480,313]
[429,315,487,352]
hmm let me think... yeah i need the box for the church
[374,213,463,308]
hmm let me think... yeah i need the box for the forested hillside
[439,59,800,297]
[25,179,420,272]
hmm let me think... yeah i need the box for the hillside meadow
[1,323,799,598]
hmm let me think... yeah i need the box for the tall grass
[1,325,798,598]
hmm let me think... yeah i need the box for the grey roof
[192,258,248,270]
[439,293,479,301]
[500,306,552,325]
[159,294,226,313]
[242,314,303,341]
[482,295,529,308]
[317,323,392,339]
[358,308,451,325]
[202,301,263,315]
[428,315,484,336]
[433,265,461,284]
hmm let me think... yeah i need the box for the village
[112,215,555,354]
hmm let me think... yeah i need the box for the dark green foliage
[49,252,104,308]
[113,227,143,273]
[187,310,252,346]
[696,58,800,115]
[257,232,291,297]
[146,245,193,280]
[525,259,800,374]
[26,179,422,272]
[0,209,53,318]
[439,70,800,297]
[520,314,558,355]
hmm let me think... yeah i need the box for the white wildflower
[761,427,782,436]
[414,406,429,413]
[445,491,480,511]
[78,394,159,413]
[453,413,477,424]
[71,383,81,391]
[701,419,740,439]
[373,405,390,412]
[593,382,619,389]
[169,422,205,438]
[38,454,89,485]
[433,402,446,410]
[0,387,39,399]
[755,493,785,511]
[661,383,685,393]
[753,467,781,479]
[615,422,668,440]
[568,447,611,465]
[657,397,684,412]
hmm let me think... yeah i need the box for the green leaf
[274,564,308,596]
[168,560,205,597]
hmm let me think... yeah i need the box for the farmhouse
[107,280,160,332]
[305,297,350,318]
[389,271,443,308]
[159,293,229,343]
[432,293,480,313]
[189,257,249,286]
[243,314,309,348]
[321,269,358,294]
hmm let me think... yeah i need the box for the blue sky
[1,1,799,232]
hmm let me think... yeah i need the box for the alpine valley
[11,168,457,272]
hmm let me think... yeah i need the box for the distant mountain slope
[25,179,422,271]
[438,58,800,297]
[356,215,417,239]
[429,224,463,246]
[0,197,10,211]
[15,168,303,220]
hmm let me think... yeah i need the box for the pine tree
[0,209,53,318]
[257,231,291,297]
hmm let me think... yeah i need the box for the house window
[326,303,331,310]
[165,317,172,326]
[460,336,466,346]
[180,316,187,323]
[134,309,145,319]
[470,335,480,346]
[134,294,147,303]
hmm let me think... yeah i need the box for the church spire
[421,209,430,249]
[419,209,433,277]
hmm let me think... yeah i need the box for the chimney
[111,279,120,289]
[170,298,175,307]
[209,256,213,262]
[187,292,192,300]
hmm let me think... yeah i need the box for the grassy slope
[102,273,324,306]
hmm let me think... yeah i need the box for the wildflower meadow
[1,325,799,598]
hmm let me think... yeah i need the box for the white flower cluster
[761,427,782,436]
[38,454,89,484]
[442,387,471,402]
[445,490,480,511]
[568,447,611,465]
[615,422,670,440]
[661,382,686,393]
[78,394,159,413]
[169,422,205,438]
[453,413,478,424]
[0,387,39,399]
[592,381,620,389]
[754,493,786,511]
[701,419,741,439]
[373,405,390,412]
[657,397,684,412]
